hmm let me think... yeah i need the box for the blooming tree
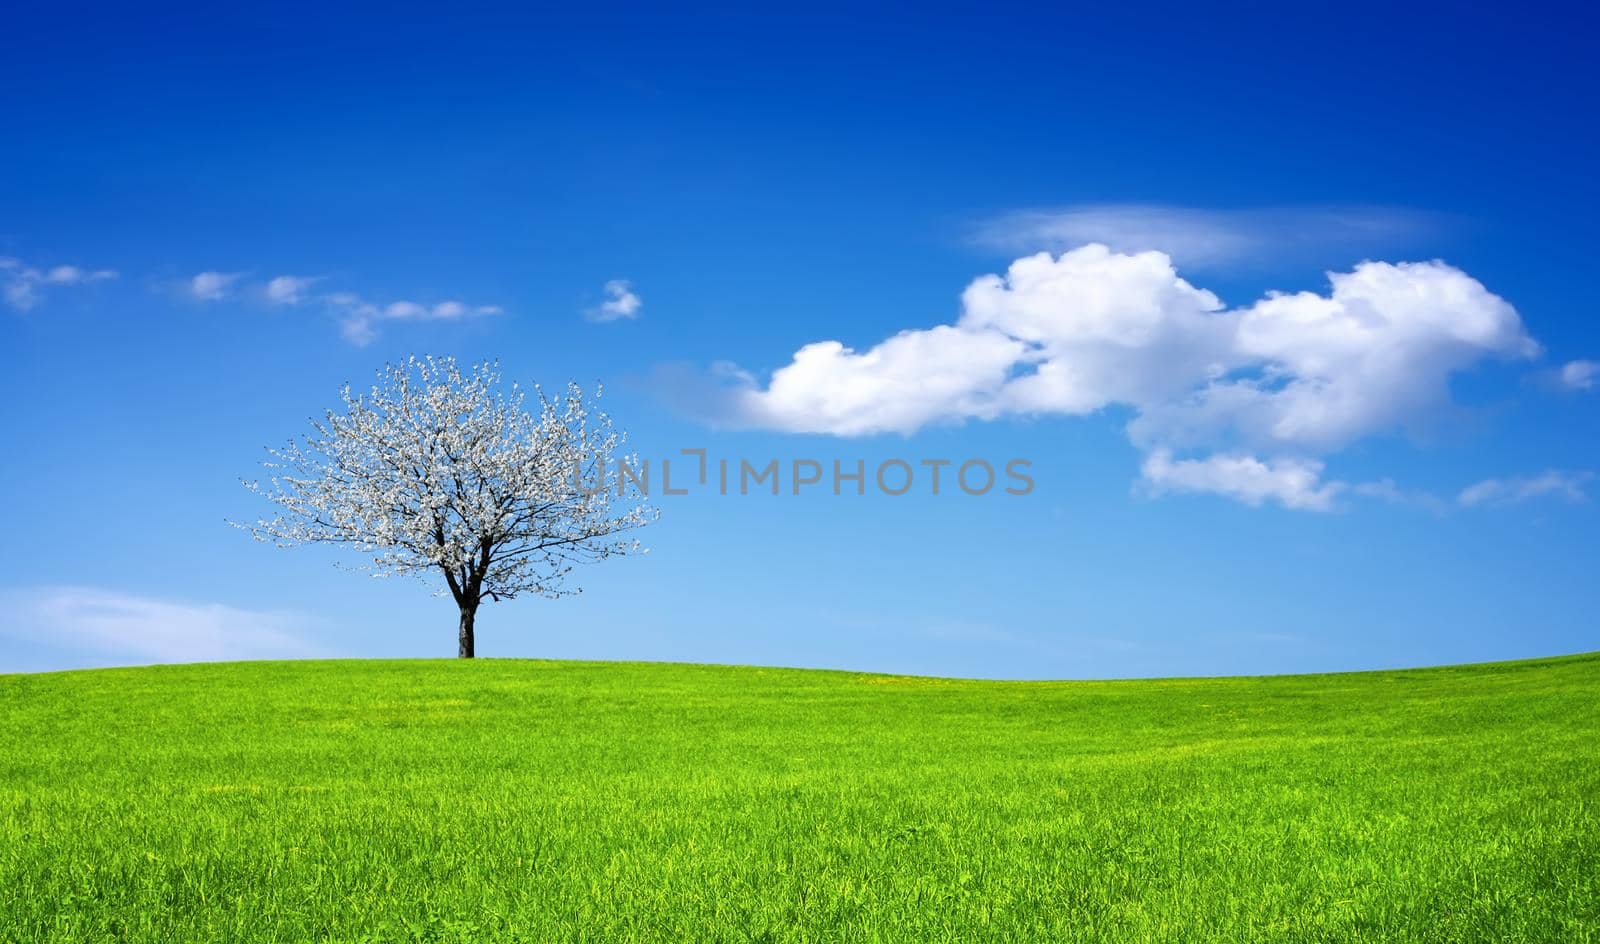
[241,356,654,657]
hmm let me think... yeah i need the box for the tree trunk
[458,604,476,658]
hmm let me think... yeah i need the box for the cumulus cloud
[972,204,1439,270]
[1556,359,1599,392]
[327,292,503,345]
[1458,471,1592,507]
[264,274,321,305]
[720,244,1538,510]
[0,256,117,311]
[740,327,1028,435]
[0,586,326,668]
[586,279,642,322]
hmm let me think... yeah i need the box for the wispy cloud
[0,256,117,311]
[1348,478,1450,514]
[0,586,327,669]
[1140,450,1343,512]
[189,270,245,301]
[1556,359,1599,392]
[15,257,507,344]
[971,204,1440,270]
[180,270,504,344]
[264,274,321,305]
[1458,471,1592,507]
[325,293,504,346]
[585,279,642,322]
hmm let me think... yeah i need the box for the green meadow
[1,653,1597,942]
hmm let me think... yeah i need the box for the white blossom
[238,357,655,655]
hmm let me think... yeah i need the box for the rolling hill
[2,653,1597,942]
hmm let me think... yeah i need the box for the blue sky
[2,2,1597,677]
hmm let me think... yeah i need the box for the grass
[1,653,1597,942]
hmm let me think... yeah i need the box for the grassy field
[1,654,1597,942]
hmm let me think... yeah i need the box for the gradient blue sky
[2,2,1597,677]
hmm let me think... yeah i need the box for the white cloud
[1141,450,1343,511]
[3,279,33,311]
[0,586,326,667]
[586,279,642,322]
[740,327,1028,435]
[1458,471,1592,507]
[721,244,1538,510]
[1129,257,1537,453]
[972,204,1439,269]
[326,293,503,346]
[383,301,427,319]
[0,256,117,311]
[1557,359,1599,391]
[7,258,506,346]
[264,274,321,305]
[190,270,244,301]
[44,265,91,283]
